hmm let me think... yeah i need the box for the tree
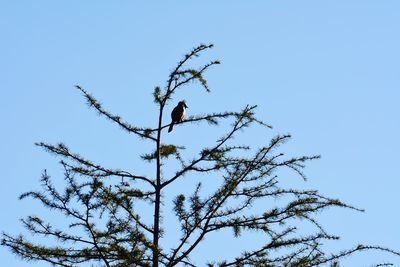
[2,44,399,267]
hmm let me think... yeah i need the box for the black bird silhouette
[168,100,188,133]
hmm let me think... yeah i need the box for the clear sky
[1,1,399,266]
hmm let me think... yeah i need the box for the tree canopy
[2,44,399,267]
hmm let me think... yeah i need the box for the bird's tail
[168,122,174,133]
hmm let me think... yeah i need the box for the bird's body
[168,101,188,133]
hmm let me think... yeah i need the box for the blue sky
[1,1,399,266]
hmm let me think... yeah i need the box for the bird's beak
[184,103,188,108]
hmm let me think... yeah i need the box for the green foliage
[142,144,184,162]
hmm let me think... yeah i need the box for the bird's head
[179,100,188,109]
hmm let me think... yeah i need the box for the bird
[168,100,188,133]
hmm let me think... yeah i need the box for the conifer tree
[2,44,399,266]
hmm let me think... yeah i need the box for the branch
[167,134,324,265]
[37,142,156,187]
[148,108,272,133]
[75,85,157,141]
[164,44,215,101]
[312,245,400,266]
[161,106,255,189]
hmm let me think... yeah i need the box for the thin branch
[37,142,156,187]
[75,85,157,141]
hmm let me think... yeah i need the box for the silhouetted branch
[164,44,215,101]
[147,106,272,133]
[312,245,400,266]
[75,85,157,141]
[36,142,155,187]
[161,106,256,189]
